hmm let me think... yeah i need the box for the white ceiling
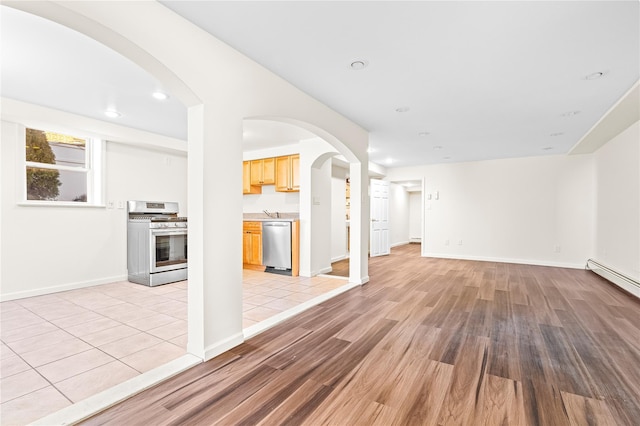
[0,6,188,140]
[2,2,639,168]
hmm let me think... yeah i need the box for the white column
[349,161,370,284]
[187,104,244,360]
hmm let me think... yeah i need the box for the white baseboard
[317,266,333,275]
[32,354,201,426]
[421,252,585,269]
[353,275,370,285]
[203,332,245,361]
[409,237,422,243]
[588,259,640,299]
[243,281,361,339]
[0,274,128,302]
[391,241,410,248]
[331,254,347,263]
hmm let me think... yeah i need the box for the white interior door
[370,179,390,257]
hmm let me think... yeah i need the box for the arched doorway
[244,116,367,286]
[5,3,370,423]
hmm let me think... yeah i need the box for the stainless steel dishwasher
[262,221,292,275]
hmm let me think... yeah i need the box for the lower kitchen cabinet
[243,221,262,266]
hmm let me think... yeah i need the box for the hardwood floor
[325,257,349,277]
[83,244,640,425]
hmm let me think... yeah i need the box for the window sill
[18,201,106,208]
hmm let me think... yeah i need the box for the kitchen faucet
[263,210,280,218]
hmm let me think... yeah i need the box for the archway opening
[240,117,367,337]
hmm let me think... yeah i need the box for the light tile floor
[0,272,347,425]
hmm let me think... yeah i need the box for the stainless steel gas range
[127,201,187,286]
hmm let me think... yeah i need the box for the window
[24,128,103,205]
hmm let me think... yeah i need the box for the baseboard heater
[586,259,640,296]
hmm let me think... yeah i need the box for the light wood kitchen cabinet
[250,158,275,185]
[243,161,261,194]
[243,221,262,266]
[275,154,300,192]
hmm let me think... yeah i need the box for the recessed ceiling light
[152,91,169,100]
[542,146,554,151]
[550,132,564,137]
[350,60,368,70]
[104,110,121,118]
[418,132,430,137]
[385,158,393,164]
[584,71,605,80]
[433,145,443,150]
[560,110,581,117]
[443,156,451,160]
[366,147,376,153]
[395,107,410,113]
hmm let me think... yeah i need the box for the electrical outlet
[117,201,125,209]
[458,239,463,246]
[445,239,450,246]
[107,201,115,209]
[554,245,561,253]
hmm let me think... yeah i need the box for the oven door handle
[151,229,187,236]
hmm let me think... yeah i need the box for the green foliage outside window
[26,129,61,200]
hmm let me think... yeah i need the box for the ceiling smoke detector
[395,107,410,113]
[542,146,554,151]
[104,110,121,118]
[433,145,443,150]
[550,132,564,137]
[584,71,605,80]
[418,131,430,137]
[350,60,368,70]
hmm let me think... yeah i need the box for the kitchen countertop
[243,213,299,222]
[244,217,298,222]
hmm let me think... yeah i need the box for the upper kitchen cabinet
[250,157,275,185]
[243,161,262,194]
[275,154,300,192]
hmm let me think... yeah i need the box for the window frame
[19,125,105,207]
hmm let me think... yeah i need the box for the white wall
[409,191,422,242]
[331,164,348,262]
[299,138,339,276]
[389,183,410,246]
[1,117,187,301]
[594,121,640,283]
[242,185,300,214]
[386,155,595,268]
[310,158,333,275]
